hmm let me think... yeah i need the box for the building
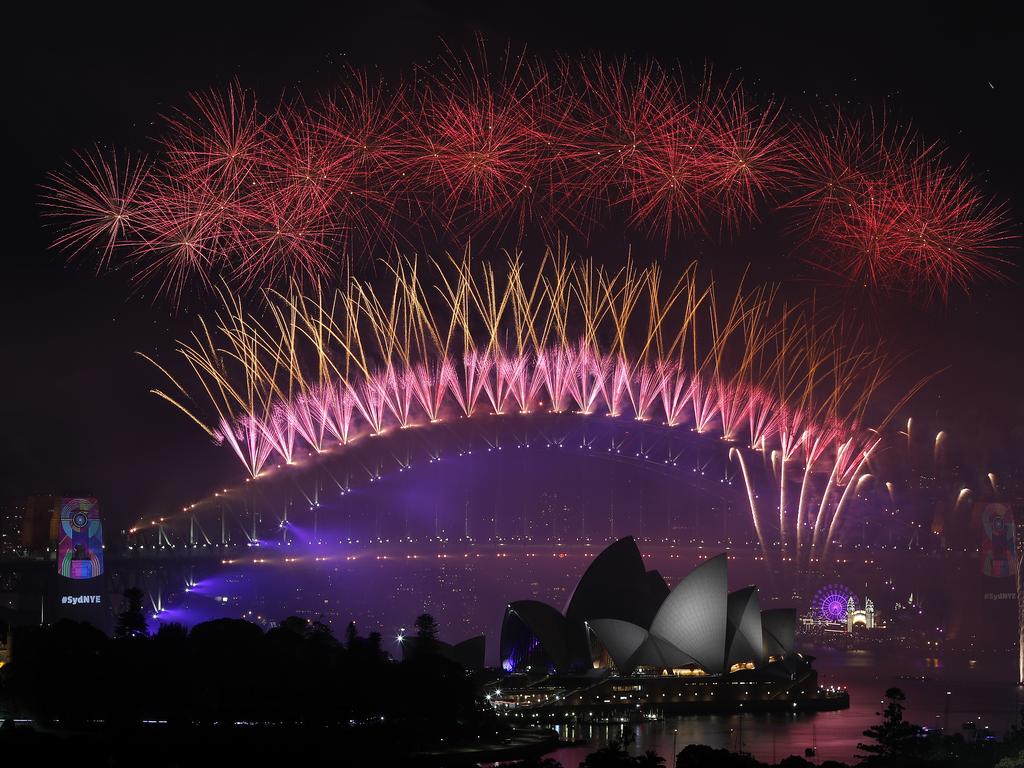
[846,597,876,631]
[0,498,26,557]
[500,537,795,677]
[494,538,842,717]
[0,496,113,632]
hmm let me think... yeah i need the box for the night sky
[5,4,1022,530]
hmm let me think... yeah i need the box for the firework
[45,56,1010,302]
[41,148,150,267]
[145,251,921,566]
[790,114,1011,300]
[407,43,554,239]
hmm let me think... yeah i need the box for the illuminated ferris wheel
[812,584,855,622]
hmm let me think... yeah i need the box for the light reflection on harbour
[544,649,1019,765]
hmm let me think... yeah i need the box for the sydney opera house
[496,539,844,714]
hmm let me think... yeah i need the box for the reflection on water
[545,647,1020,765]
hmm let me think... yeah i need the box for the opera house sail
[500,540,794,677]
[495,538,844,716]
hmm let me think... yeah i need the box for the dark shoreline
[412,726,560,766]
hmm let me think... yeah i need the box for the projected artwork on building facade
[57,497,104,580]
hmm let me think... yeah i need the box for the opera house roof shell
[500,537,795,675]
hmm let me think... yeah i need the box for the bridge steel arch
[132,411,769,551]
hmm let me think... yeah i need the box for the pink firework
[196,332,891,568]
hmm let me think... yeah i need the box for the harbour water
[544,647,1020,765]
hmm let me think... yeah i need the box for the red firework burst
[231,183,337,288]
[162,81,269,192]
[407,45,551,239]
[130,172,224,301]
[896,156,1011,300]
[310,72,415,251]
[41,54,1014,303]
[41,148,149,267]
[791,114,1011,299]
[561,57,704,238]
[703,87,795,227]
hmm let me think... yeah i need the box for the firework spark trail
[821,444,881,563]
[148,251,918,566]
[730,446,766,557]
[43,55,1011,302]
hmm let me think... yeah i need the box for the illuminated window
[667,666,706,677]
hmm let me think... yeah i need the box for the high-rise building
[0,498,27,557]
[0,496,113,632]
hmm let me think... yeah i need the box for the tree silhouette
[506,758,564,768]
[308,620,336,647]
[675,743,763,767]
[345,620,359,650]
[857,687,923,761]
[114,587,148,639]
[581,737,634,766]
[155,622,187,641]
[635,750,665,767]
[366,631,384,661]
[0,612,502,762]
[414,613,439,651]
[279,616,309,637]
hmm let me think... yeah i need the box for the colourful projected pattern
[57,498,104,580]
[978,502,1016,578]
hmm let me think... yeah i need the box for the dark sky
[4,4,1022,530]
